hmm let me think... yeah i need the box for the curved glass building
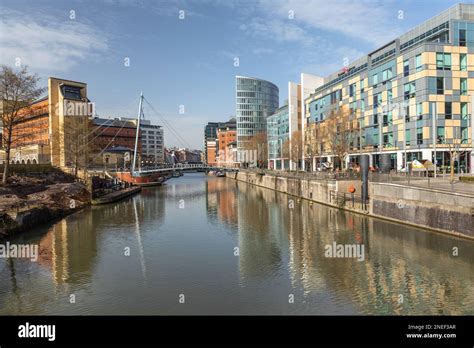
[235,76,279,157]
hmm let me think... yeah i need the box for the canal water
[1,173,473,315]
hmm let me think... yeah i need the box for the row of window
[238,111,265,116]
[338,125,469,148]
[236,97,278,104]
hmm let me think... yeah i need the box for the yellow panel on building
[423,127,431,140]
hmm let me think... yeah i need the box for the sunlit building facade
[267,105,290,169]
[235,76,279,162]
[304,3,474,173]
[267,74,324,170]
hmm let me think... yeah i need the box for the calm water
[1,173,473,315]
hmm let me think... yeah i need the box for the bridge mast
[132,92,144,174]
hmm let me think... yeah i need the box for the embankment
[0,179,91,239]
[229,170,474,240]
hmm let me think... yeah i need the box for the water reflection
[0,174,473,315]
[232,181,474,315]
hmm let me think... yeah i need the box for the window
[373,114,378,125]
[445,102,452,119]
[415,54,422,72]
[417,127,423,144]
[62,85,82,100]
[437,77,444,95]
[460,29,466,46]
[361,99,365,112]
[360,80,365,93]
[405,129,411,146]
[460,53,467,71]
[373,93,382,107]
[383,111,392,126]
[373,132,379,146]
[383,132,393,147]
[437,126,445,144]
[382,68,393,81]
[417,102,423,120]
[404,82,416,100]
[349,83,356,97]
[461,102,468,120]
[462,127,469,143]
[405,105,410,122]
[460,78,468,95]
[388,89,393,102]
[373,74,379,86]
[436,53,451,70]
[403,59,409,77]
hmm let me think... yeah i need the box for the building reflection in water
[207,180,474,315]
[0,191,167,313]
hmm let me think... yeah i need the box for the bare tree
[243,132,268,168]
[445,135,463,182]
[1,65,45,184]
[325,107,354,170]
[289,130,303,170]
[312,122,329,170]
[61,116,91,179]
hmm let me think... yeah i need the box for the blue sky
[0,0,471,148]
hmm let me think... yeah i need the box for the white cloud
[256,0,402,46]
[0,8,108,73]
[245,17,314,46]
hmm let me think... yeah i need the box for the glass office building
[235,76,279,159]
[267,105,290,169]
[304,3,474,173]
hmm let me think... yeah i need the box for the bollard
[360,155,369,210]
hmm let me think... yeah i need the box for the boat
[216,171,226,177]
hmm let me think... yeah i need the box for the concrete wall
[232,171,355,208]
[370,183,474,238]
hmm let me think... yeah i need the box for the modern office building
[139,120,164,165]
[204,121,223,165]
[120,117,164,165]
[304,3,474,173]
[267,104,290,169]
[2,77,91,167]
[267,74,324,170]
[235,76,279,164]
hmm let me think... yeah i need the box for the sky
[1,0,471,149]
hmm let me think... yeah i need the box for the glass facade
[267,105,290,169]
[304,3,474,173]
[235,76,279,152]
